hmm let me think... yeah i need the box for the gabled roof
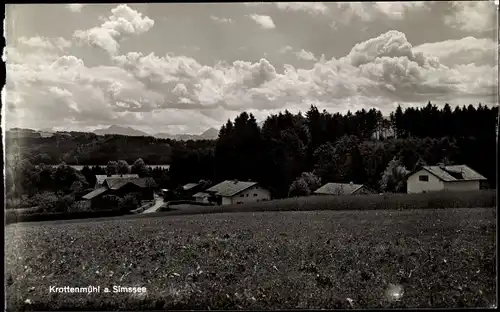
[183,183,200,191]
[104,177,156,190]
[193,192,209,198]
[82,187,108,200]
[96,174,139,185]
[206,180,258,197]
[412,165,487,182]
[314,182,369,195]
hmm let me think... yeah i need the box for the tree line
[170,103,498,197]
[6,102,498,202]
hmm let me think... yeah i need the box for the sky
[3,2,498,135]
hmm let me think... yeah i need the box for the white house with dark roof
[205,180,271,205]
[406,164,487,194]
[314,182,375,196]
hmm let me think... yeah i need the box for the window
[245,194,249,197]
[253,194,257,197]
[419,175,429,182]
[240,194,244,197]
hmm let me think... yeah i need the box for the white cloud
[66,4,85,13]
[18,36,71,51]
[296,49,317,61]
[373,2,428,20]
[244,2,329,15]
[210,15,233,24]
[413,37,496,67]
[279,45,293,53]
[249,14,276,29]
[73,4,154,55]
[5,29,497,133]
[274,2,329,15]
[337,2,429,24]
[444,1,496,32]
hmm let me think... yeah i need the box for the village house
[205,180,271,205]
[314,182,375,196]
[94,174,139,189]
[192,192,210,203]
[82,176,156,209]
[406,164,487,194]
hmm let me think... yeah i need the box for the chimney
[349,181,353,185]
[234,179,238,184]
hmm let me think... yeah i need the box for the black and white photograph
[3,1,498,310]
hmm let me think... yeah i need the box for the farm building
[205,180,271,205]
[94,174,139,189]
[82,176,157,209]
[406,164,487,194]
[193,192,210,203]
[314,182,375,196]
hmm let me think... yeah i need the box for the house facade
[314,182,375,196]
[206,180,271,205]
[407,165,486,194]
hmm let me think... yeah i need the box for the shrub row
[237,189,497,212]
[155,190,496,217]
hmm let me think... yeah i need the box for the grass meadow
[5,203,496,310]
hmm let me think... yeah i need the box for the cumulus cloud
[66,4,85,13]
[73,4,154,55]
[210,15,233,24]
[6,29,496,133]
[18,36,71,51]
[373,2,428,20]
[337,2,429,24]
[244,2,329,15]
[274,2,329,15]
[296,49,317,61]
[279,45,293,54]
[249,14,276,29]
[413,37,496,67]
[444,1,496,32]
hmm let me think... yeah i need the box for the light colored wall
[195,197,209,203]
[223,185,271,205]
[221,197,233,205]
[443,180,480,192]
[407,169,444,194]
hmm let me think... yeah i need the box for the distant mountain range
[7,122,276,141]
[153,127,219,140]
[93,125,149,137]
[92,125,220,140]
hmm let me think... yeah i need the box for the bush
[156,190,496,217]
[68,200,92,213]
[289,172,322,197]
[101,195,122,211]
[37,192,60,212]
[119,194,140,212]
